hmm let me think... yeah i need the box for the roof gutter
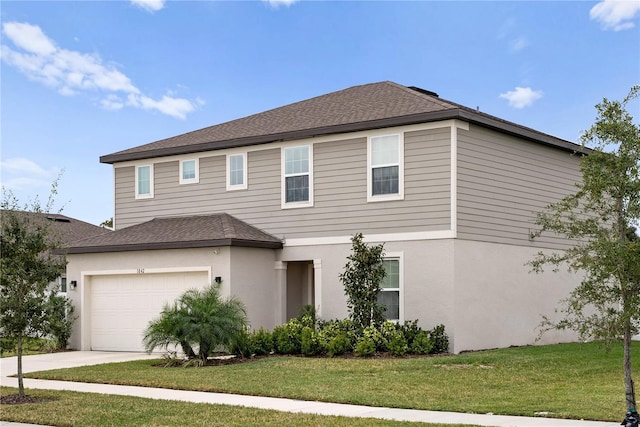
[56,238,283,254]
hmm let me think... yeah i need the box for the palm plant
[143,283,248,362]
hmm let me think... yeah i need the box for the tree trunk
[624,324,637,411]
[17,335,24,397]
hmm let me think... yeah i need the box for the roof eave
[457,110,590,155]
[100,108,588,164]
[58,238,283,254]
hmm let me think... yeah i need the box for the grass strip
[0,387,472,427]
[24,342,640,422]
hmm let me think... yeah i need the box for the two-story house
[63,81,586,353]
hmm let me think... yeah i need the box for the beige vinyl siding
[456,124,582,248]
[115,127,452,238]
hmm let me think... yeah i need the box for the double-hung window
[377,257,402,321]
[368,134,404,202]
[135,164,153,199]
[227,153,247,190]
[180,159,199,184]
[282,145,313,208]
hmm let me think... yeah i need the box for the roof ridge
[219,213,237,239]
[386,82,458,110]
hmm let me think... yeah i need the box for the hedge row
[231,317,449,358]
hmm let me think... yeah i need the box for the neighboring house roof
[0,210,110,247]
[59,214,283,254]
[101,81,587,164]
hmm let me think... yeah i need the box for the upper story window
[180,159,199,184]
[227,153,247,191]
[135,164,154,199]
[282,145,313,208]
[368,134,404,202]
[377,257,402,322]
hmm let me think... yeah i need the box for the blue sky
[1,0,639,225]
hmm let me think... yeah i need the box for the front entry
[286,261,314,320]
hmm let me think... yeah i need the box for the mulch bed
[0,394,54,405]
[153,351,447,368]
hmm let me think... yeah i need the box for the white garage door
[91,271,209,351]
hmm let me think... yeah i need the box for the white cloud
[1,21,199,119]
[127,93,197,120]
[0,158,59,191]
[1,157,55,177]
[131,0,165,12]
[590,0,640,31]
[509,37,529,52]
[2,22,56,55]
[264,0,299,8]
[499,87,543,109]
[100,94,125,111]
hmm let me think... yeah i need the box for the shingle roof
[101,81,585,164]
[59,214,283,254]
[1,210,110,247]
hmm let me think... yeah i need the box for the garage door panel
[91,271,208,352]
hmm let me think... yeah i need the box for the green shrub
[297,305,317,326]
[386,330,408,356]
[250,328,273,356]
[301,326,323,356]
[229,328,254,358]
[0,337,15,355]
[362,325,387,351]
[317,318,357,350]
[299,314,315,329]
[272,318,304,354]
[44,291,76,350]
[327,332,351,356]
[354,335,376,357]
[429,324,450,354]
[410,330,433,355]
[399,319,422,348]
[380,320,398,341]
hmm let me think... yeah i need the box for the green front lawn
[23,342,638,422]
[0,387,472,427]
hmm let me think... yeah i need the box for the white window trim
[281,145,314,209]
[367,133,404,202]
[226,153,247,191]
[135,164,154,199]
[380,252,403,322]
[179,159,199,185]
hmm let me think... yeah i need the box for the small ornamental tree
[529,86,640,422]
[143,282,248,363]
[339,233,386,331]
[0,182,67,397]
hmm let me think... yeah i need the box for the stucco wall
[452,239,579,353]
[229,246,278,331]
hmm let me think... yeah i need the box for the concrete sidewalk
[0,352,621,427]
